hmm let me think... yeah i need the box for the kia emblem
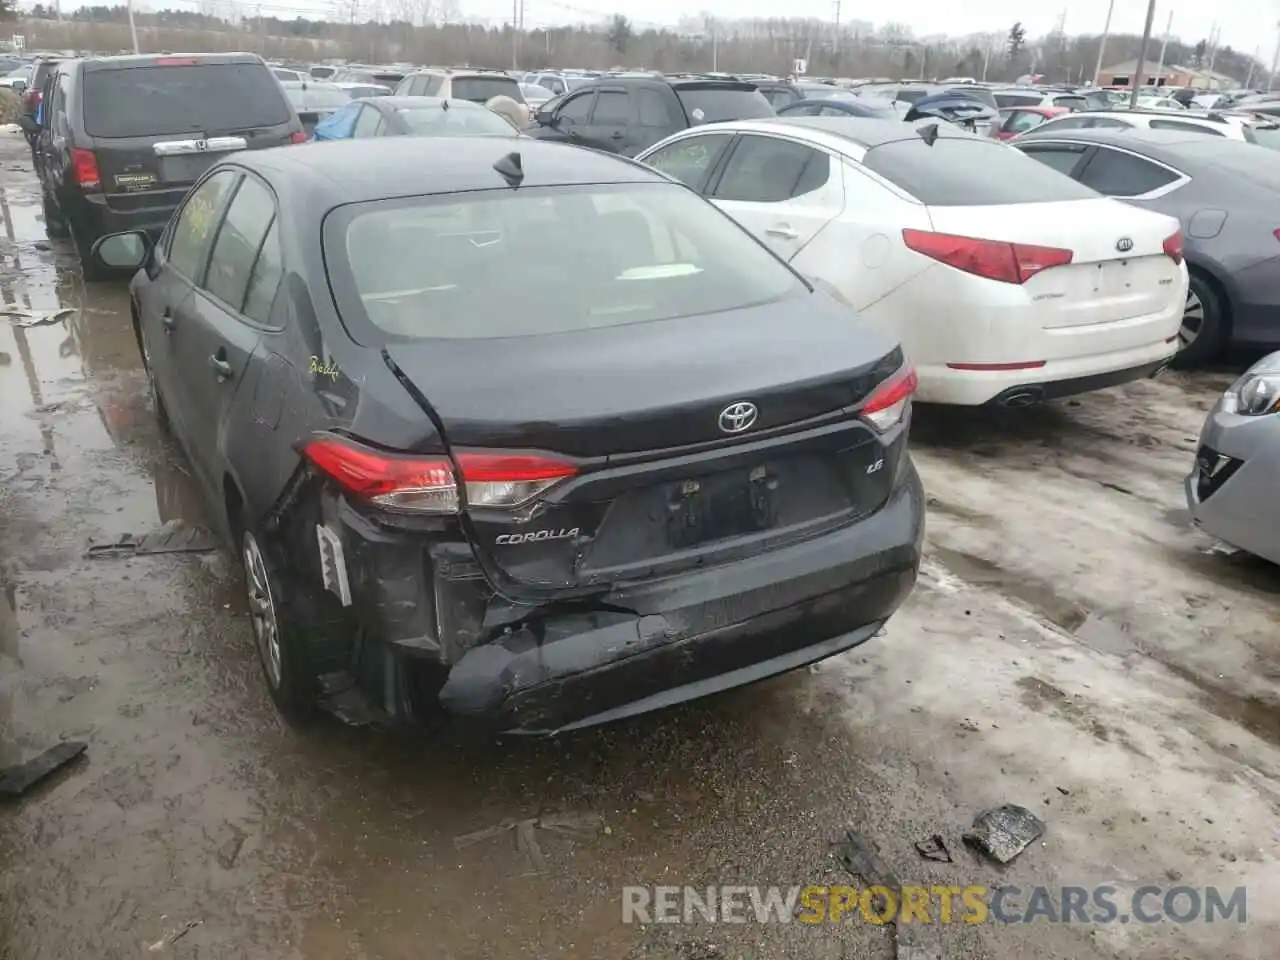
[1116,237,1133,253]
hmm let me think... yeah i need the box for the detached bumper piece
[440,476,923,734]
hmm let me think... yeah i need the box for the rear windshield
[1248,125,1280,149]
[676,86,774,124]
[862,136,1099,205]
[451,75,524,103]
[83,63,291,138]
[994,92,1043,108]
[948,86,997,109]
[1055,96,1087,111]
[328,182,807,342]
[285,85,350,110]
[397,105,516,136]
[894,88,930,104]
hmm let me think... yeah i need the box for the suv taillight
[70,148,101,191]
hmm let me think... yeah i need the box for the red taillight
[1163,230,1184,265]
[156,57,199,66]
[861,364,918,432]
[290,130,307,144]
[302,436,577,514]
[902,228,1073,285]
[70,148,101,190]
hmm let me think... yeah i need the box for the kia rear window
[83,63,291,138]
[327,182,808,342]
[675,87,774,124]
[397,105,517,136]
[862,137,1099,205]
[451,76,524,103]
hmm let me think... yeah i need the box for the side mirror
[92,231,152,271]
[17,115,38,135]
[534,106,556,127]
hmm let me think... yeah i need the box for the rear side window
[1149,119,1223,136]
[862,137,1099,204]
[643,133,732,188]
[83,63,292,138]
[675,86,774,124]
[1017,142,1091,176]
[1077,147,1179,197]
[327,182,807,342]
[204,175,276,312]
[451,76,523,104]
[712,136,830,203]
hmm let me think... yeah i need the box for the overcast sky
[119,0,1276,59]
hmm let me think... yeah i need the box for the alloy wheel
[1179,287,1204,349]
[243,531,282,689]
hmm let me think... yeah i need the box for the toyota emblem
[1116,237,1133,253]
[718,402,758,434]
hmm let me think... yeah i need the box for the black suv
[22,53,304,280]
[526,72,775,156]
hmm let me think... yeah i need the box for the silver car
[1185,351,1280,564]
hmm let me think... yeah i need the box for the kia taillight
[902,228,1073,284]
[1163,230,1184,264]
[860,364,918,432]
[289,130,307,144]
[302,436,578,514]
[70,148,101,190]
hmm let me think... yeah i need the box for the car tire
[1172,271,1226,368]
[68,218,111,283]
[237,510,351,726]
[41,193,69,239]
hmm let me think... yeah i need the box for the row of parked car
[18,49,1272,737]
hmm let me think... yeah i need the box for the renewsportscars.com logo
[621,885,1248,925]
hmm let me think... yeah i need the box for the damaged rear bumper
[440,469,924,734]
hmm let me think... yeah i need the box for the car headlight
[1222,354,1280,415]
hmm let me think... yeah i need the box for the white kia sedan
[637,117,1188,406]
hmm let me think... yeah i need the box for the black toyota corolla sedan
[91,137,924,734]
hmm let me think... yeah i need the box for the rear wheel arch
[1186,259,1233,332]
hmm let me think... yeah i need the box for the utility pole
[707,17,717,72]
[1245,45,1260,88]
[1154,10,1172,88]
[832,0,840,58]
[510,0,520,70]
[1093,0,1116,86]
[1206,23,1221,73]
[1128,0,1157,108]
[257,3,266,55]
[126,0,140,53]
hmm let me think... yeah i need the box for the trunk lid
[383,300,908,593]
[926,198,1183,329]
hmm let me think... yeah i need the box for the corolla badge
[718,401,758,434]
[1116,237,1134,253]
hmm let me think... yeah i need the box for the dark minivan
[24,53,304,279]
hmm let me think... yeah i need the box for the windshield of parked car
[675,86,775,124]
[397,104,518,136]
[862,136,1100,205]
[329,182,808,341]
[83,63,292,137]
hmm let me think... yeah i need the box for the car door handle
[209,354,234,380]
[766,225,800,240]
[160,309,176,333]
[609,131,625,139]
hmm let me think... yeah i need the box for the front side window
[1016,143,1091,177]
[591,90,630,124]
[242,221,283,325]
[326,182,808,343]
[204,175,276,313]
[352,105,382,137]
[557,92,594,123]
[167,170,239,282]
[642,133,732,189]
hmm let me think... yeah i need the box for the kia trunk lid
[925,199,1184,328]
